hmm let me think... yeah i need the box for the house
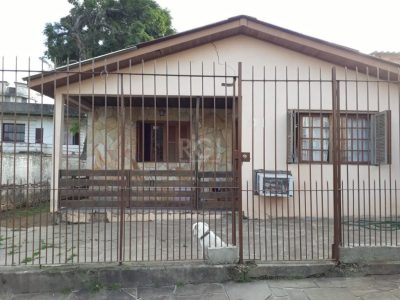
[26,15,400,222]
[0,81,87,184]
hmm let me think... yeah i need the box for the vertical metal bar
[26,57,31,265]
[12,57,17,265]
[319,68,325,259]
[90,59,96,263]
[285,66,290,260]
[128,59,133,262]
[355,67,361,247]
[366,66,372,246]
[332,67,342,260]
[386,69,392,246]
[103,59,108,262]
[195,97,199,210]
[237,62,243,263]
[263,66,267,260]
[377,68,382,246]
[177,61,182,260]
[307,67,313,260]
[119,72,125,265]
[77,59,82,264]
[153,62,157,261]
[251,66,255,259]
[274,66,280,260]
[189,62,194,260]
[296,67,301,260]
[224,63,229,246]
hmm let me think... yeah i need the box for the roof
[27,15,400,97]
[371,51,400,64]
[0,102,81,117]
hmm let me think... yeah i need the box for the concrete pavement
[3,274,400,299]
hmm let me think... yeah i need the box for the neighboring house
[0,82,87,184]
[27,15,400,217]
[371,51,400,64]
[0,82,86,155]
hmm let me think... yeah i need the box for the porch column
[50,94,64,212]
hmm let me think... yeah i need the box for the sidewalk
[3,274,400,299]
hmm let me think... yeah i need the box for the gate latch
[241,152,250,162]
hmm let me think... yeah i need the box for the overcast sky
[0,0,399,80]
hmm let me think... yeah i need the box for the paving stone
[173,294,228,300]
[69,289,136,300]
[286,289,309,300]
[224,281,271,300]
[10,293,69,300]
[349,288,380,297]
[313,277,348,288]
[370,277,400,291]
[122,288,137,298]
[305,288,358,300]
[137,286,174,299]
[174,283,225,296]
[268,279,318,289]
[371,274,400,283]
[362,291,399,300]
[270,287,289,297]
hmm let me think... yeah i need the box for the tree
[44,0,175,65]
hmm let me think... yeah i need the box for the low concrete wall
[1,153,86,186]
[2,261,400,294]
[0,181,50,211]
[340,246,400,263]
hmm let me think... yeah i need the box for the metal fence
[0,57,399,266]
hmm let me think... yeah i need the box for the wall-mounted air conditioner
[254,170,293,197]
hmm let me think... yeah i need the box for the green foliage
[69,120,80,135]
[44,0,175,65]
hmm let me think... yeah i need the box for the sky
[0,0,399,81]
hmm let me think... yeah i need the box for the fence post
[119,73,126,265]
[237,62,243,263]
[331,67,342,261]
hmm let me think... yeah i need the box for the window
[299,114,330,162]
[35,128,43,144]
[64,131,80,145]
[287,110,391,165]
[2,123,25,143]
[340,115,370,163]
[137,121,190,162]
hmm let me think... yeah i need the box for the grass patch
[11,202,50,218]
[7,244,21,255]
[21,256,33,264]
[66,253,77,262]
[40,240,55,250]
[106,283,122,291]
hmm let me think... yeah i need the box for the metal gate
[0,60,242,265]
[1,58,399,266]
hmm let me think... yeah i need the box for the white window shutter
[287,110,298,163]
[371,110,391,165]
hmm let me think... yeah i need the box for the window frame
[2,123,25,143]
[35,127,44,144]
[339,113,371,164]
[288,110,383,165]
[298,113,331,163]
[136,121,191,163]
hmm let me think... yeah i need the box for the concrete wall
[0,153,84,185]
[52,35,400,218]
